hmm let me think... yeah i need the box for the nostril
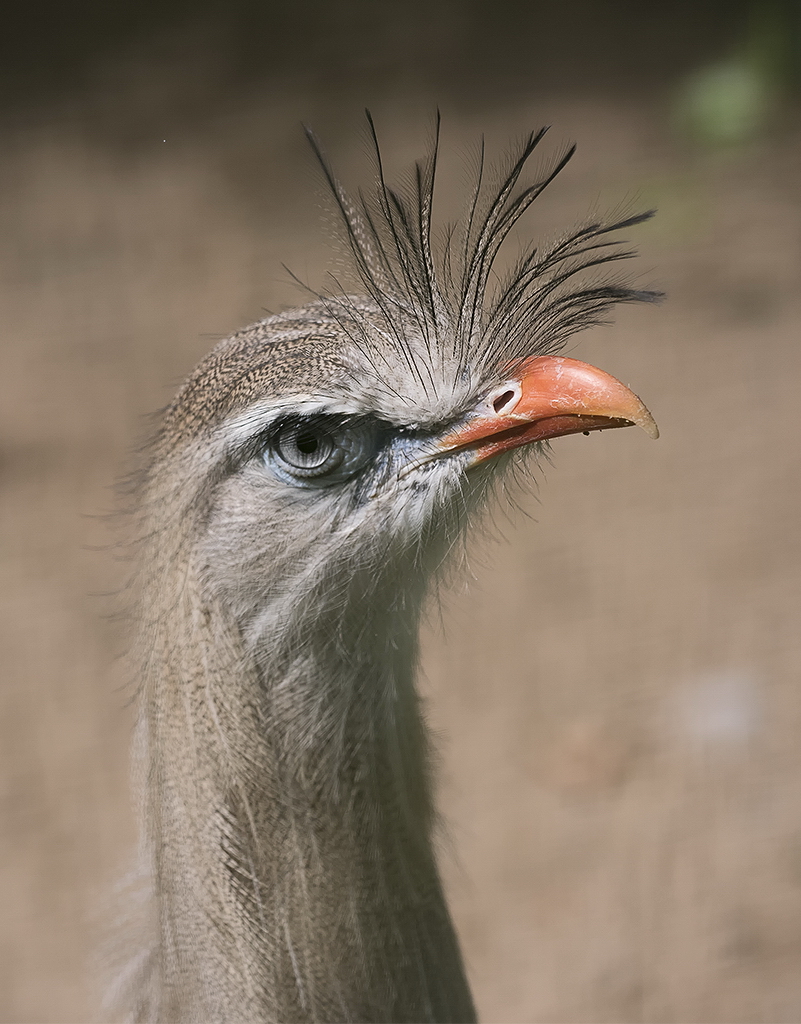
[492,389,516,414]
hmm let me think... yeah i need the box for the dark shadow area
[2,0,765,119]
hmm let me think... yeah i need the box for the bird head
[144,119,659,668]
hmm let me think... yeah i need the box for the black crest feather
[304,112,661,392]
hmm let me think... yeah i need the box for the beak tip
[642,420,660,441]
[639,413,660,440]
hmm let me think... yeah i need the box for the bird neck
[135,555,476,1023]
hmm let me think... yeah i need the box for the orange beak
[438,355,658,465]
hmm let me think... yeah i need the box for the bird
[115,115,659,1023]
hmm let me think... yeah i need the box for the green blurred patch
[672,1,799,147]
[674,60,775,146]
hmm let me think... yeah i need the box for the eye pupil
[296,432,319,455]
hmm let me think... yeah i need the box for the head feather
[303,113,661,399]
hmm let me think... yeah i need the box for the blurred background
[1,1,800,1020]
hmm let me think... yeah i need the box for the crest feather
[304,114,661,396]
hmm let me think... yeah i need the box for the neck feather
[129,547,476,1024]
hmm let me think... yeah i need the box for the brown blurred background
[1,1,800,1020]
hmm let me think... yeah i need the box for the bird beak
[438,355,659,466]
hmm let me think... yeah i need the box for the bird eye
[274,423,342,474]
[264,417,379,487]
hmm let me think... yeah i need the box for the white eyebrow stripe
[218,396,369,447]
